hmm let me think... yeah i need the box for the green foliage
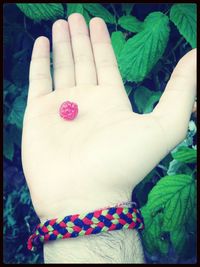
[111,31,126,62]
[170,228,187,254]
[172,147,197,163]
[83,4,116,24]
[3,78,26,161]
[67,3,84,16]
[118,15,143,33]
[134,86,162,113]
[119,12,170,82]
[141,208,169,255]
[4,3,197,264]
[170,4,196,48]
[16,3,64,21]
[141,174,196,256]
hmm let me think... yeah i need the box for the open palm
[22,14,196,223]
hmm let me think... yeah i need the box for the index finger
[28,36,52,103]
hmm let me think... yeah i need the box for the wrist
[44,228,145,263]
[37,189,132,223]
[29,192,145,263]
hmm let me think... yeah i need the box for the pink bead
[59,101,78,121]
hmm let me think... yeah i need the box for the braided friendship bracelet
[27,202,144,251]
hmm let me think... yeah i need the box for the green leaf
[7,95,26,129]
[67,3,84,15]
[170,4,196,48]
[3,128,14,161]
[121,3,134,15]
[170,228,187,254]
[83,4,116,24]
[172,147,197,163]
[144,174,196,231]
[141,206,169,255]
[134,86,162,113]
[119,12,170,82]
[67,4,91,25]
[185,201,196,233]
[111,31,126,62]
[118,15,143,33]
[16,4,64,21]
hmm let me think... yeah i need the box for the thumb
[151,49,196,151]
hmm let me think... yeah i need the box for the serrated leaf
[118,15,143,33]
[134,86,162,113]
[145,175,196,231]
[119,12,170,82]
[67,4,91,25]
[170,4,196,48]
[121,3,134,15]
[83,3,116,24]
[172,147,197,163]
[7,95,26,129]
[111,31,126,62]
[16,4,64,21]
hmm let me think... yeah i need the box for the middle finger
[68,13,97,86]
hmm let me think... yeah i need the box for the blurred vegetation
[3,3,196,264]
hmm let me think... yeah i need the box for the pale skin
[21,13,196,263]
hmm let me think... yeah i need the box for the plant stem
[157,164,168,172]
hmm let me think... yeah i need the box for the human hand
[22,13,196,224]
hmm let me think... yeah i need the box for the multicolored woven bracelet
[27,202,144,251]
